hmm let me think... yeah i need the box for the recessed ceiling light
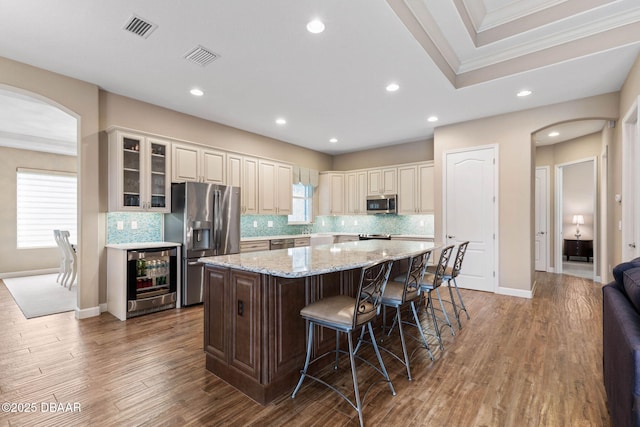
[427,116,438,122]
[517,90,532,97]
[190,88,204,96]
[275,118,287,125]
[329,138,338,143]
[548,131,560,137]
[386,83,400,92]
[306,19,325,34]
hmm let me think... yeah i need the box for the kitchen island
[199,239,436,404]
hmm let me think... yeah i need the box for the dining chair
[59,230,77,290]
[291,259,395,427]
[418,245,455,351]
[53,229,66,285]
[379,249,434,380]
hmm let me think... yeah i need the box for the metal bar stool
[419,245,455,350]
[291,259,395,427]
[379,249,434,380]
[444,241,471,329]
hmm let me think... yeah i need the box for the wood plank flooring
[0,272,609,426]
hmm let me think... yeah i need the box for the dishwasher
[270,238,295,250]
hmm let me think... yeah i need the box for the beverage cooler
[126,247,177,318]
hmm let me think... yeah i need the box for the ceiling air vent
[123,15,157,39]
[184,45,220,66]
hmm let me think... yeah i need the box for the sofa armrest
[603,283,640,427]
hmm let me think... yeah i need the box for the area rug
[2,273,76,319]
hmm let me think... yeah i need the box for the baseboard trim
[496,285,533,299]
[0,268,58,279]
[75,306,100,319]
[99,303,108,313]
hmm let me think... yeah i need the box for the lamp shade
[573,215,584,225]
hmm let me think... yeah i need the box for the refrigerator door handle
[213,189,222,252]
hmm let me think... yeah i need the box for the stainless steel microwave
[366,194,397,214]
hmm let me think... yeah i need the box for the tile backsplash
[106,212,163,244]
[241,214,434,237]
[107,212,435,244]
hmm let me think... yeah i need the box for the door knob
[630,243,637,249]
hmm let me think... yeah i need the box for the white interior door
[444,146,497,292]
[535,167,549,271]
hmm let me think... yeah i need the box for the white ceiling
[0,0,638,155]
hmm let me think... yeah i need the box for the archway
[0,84,80,311]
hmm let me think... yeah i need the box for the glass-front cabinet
[108,129,171,212]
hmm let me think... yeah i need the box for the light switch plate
[267,221,273,227]
[117,221,124,230]
[131,221,138,230]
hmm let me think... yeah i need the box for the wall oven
[366,194,397,214]
[126,247,178,318]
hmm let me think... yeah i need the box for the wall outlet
[267,221,273,227]
[419,220,424,227]
[131,220,138,230]
[117,221,124,230]
[341,221,345,226]
[354,220,358,226]
[253,221,258,228]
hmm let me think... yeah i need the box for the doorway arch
[0,84,80,307]
[533,117,615,283]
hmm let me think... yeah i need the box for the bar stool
[419,245,455,350]
[443,241,471,329]
[379,249,434,380]
[291,259,395,427]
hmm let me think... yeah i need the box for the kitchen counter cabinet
[240,240,270,253]
[201,240,435,404]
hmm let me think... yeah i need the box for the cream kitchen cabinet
[319,172,345,215]
[228,154,259,214]
[108,129,171,212]
[367,167,397,195]
[345,171,367,214]
[397,162,434,214]
[172,143,226,184]
[258,160,292,215]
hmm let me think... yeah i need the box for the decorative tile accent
[106,212,434,244]
[240,214,434,237]
[106,212,163,244]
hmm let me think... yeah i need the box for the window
[288,183,312,224]
[16,169,77,249]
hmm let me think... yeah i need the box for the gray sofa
[603,258,640,427]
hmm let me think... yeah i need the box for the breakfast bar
[199,239,435,404]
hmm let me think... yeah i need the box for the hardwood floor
[0,272,609,426]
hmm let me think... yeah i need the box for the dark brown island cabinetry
[203,266,358,404]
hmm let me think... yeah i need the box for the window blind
[16,168,77,249]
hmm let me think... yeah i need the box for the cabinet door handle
[630,243,637,249]
[237,300,244,316]
[447,235,455,239]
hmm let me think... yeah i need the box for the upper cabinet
[258,160,292,215]
[228,154,259,215]
[367,167,397,195]
[319,172,345,215]
[172,143,225,184]
[345,171,367,215]
[397,162,434,214]
[108,129,171,212]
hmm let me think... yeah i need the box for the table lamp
[573,215,584,239]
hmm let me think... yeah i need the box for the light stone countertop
[105,241,182,250]
[200,240,437,278]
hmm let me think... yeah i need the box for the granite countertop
[105,241,182,250]
[200,239,437,278]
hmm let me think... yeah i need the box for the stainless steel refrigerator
[164,182,240,306]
